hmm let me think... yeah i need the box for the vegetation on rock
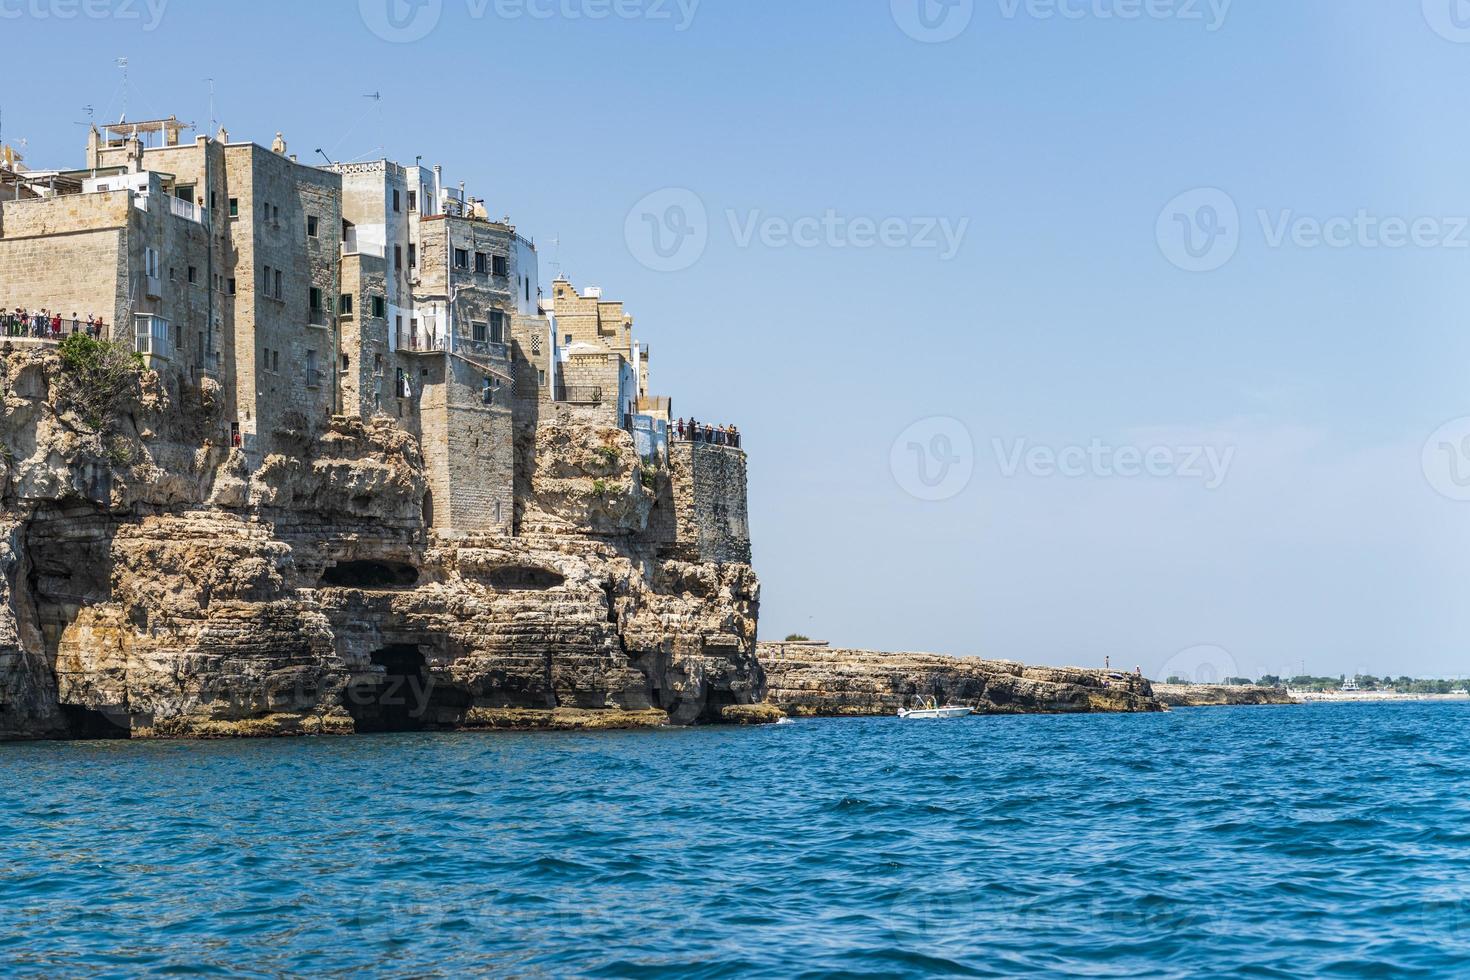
[56,333,144,435]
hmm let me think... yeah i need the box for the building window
[482,378,494,405]
[372,296,386,319]
[310,287,323,316]
[472,321,487,343]
[454,249,469,270]
[474,252,488,275]
[228,278,236,295]
[228,198,239,217]
[187,266,198,284]
[407,190,417,211]
[272,205,279,224]
[408,243,417,268]
[392,189,401,213]
[538,368,547,387]
[145,247,160,278]
[273,350,280,372]
[563,334,572,345]
[340,294,353,315]
[493,254,508,277]
[489,310,505,344]
[261,265,272,296]
[395,245,403,271]
[274,270,283,300]
[525,277,531,302]
[306,349,320,388]
[307,215,319,238]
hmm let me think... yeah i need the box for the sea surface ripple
[3,703,1470,977]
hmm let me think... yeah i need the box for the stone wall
[758,644,1164,716]
[668,442,751,565]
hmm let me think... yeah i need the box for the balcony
[399,332,447,355]
[556,384,604,405]
[167,195,210,228]
[134,314,171,361]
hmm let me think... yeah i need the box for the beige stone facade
[0,120,746,551]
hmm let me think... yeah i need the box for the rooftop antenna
[116,58,129,123]
[316,148,335,166]
[206,77,216,134]
[364,91,382,158]
[548,234,564,280]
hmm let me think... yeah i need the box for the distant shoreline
[1290,691,1470,704]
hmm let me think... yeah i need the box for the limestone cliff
[0,347,762,740]
[759,644,1165,716]
[1153,684,1298,707]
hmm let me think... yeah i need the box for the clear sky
[7,0,1470,680]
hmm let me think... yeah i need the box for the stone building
[0,118,746,559]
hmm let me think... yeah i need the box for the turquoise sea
[3,703,1469,977]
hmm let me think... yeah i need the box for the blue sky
[7,0,1470,679]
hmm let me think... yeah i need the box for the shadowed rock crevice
[321,560,420,590]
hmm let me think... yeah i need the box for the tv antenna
[207,78,216,133]
[117,58,129,121]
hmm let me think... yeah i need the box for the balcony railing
[556,384,604,405]
[168,195,209,228]
[306,368,324,389]
[134,314,171,360]
[400,332,448,354]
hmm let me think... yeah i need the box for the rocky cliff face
[0,348,762,740]
[759,644,1164,716]
[1153,684,1298,707]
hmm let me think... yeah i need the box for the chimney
[271,132,287,156]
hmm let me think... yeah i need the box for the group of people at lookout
[3,309,108,340]
[674,418,741,448]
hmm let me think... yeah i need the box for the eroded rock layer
[1153,684,1298,707]
[759,644,1165,716]
[0,348,762,740]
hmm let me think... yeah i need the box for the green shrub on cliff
[56,333,145,434]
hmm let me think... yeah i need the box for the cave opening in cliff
[321,561,420,589]
[486,566,565,591]
[59,704,131,740]
[346,645,447,734]
[700,691,738,725]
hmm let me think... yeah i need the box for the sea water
[2,702,1469,977]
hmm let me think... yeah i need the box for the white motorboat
[898,697,973,720]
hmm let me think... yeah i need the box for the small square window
[472,321,487,343]
[493,254,508,277]
[474,252,488,275]
[454,249,469,270]
[340,294,353,315]
[228,198,239,217]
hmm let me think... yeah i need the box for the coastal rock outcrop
[1153,684,1298,707]
[0,348,763,740]
[758,643,1164,716]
